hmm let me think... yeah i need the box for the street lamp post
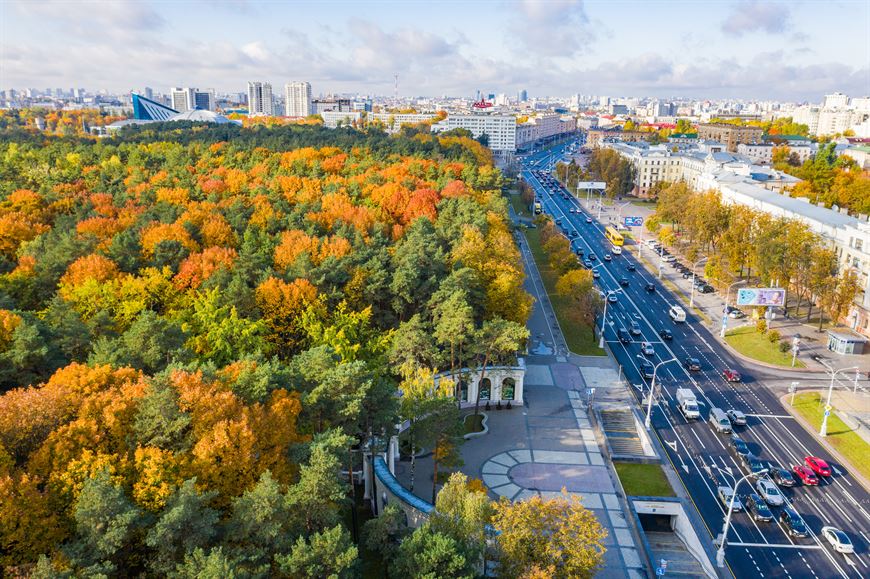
[689,257,709,308]
[657,245,664,279]
[720,280,748,338]
[598,287,614,349]
[615,201,631,227]
[645,358,678,428]
[715,468,768,568]
[820,365,858,437]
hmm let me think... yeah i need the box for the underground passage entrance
[639,512,673,533]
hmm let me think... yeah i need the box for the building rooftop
[723,180,860,229]
[168,109,240,125]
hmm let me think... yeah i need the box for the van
[668,305,686,323]
[709,407,732,434]
[611,245,623,255]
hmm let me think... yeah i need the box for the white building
[170,87,196,112]
[321,110,362,128]
[284,81,312,118]
[247,81,273,116]
[432,114,517,154]
[737,142,814,164]
[369,112,436,133]
[824,93,849,109]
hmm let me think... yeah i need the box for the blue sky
[1,0,868,101]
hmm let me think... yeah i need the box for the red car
[805,456,832,477]
[723,369,741,383]
[792,465,819,486]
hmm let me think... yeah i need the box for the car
[608,293,618,303]
[717,486,742,511]
[629,321,641,336]
[588,253,597,261]
[726,409,747,426]
[645,283,655,292]
[641,342,655,356]
[617,329,631,344]
[730,435,751,458]
[682,271,692,279]
[619,277,629,287]
[603,254,612,261]
[569,208,575,213]
[821,526,855,554]
[583,260,593,268]
[723,369,741,382]
[586,217,593,223]
[683,357,701,371]
[805,456,832,477]
[779,508,809,538]
[576,248,584,256]
[756,479,785,506]
[637,357,655,380]
[726,306,745,319]
[745,493,774,522]
[793,465,819,486]
[699,284,715,293]
[662,254,676,263]
[570,231,578,238]
[739,453,766,475]
[768,467,795,487]
[626,263,636,272]
[659,329,673,340]
[592,270,600,279]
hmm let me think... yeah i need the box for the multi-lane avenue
[520,140,870,578]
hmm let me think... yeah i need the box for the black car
[699,284,715,294]
[637,357,655,379]
[576,248,584,256]
[583,260,593,268]
[745,493,774,522]
[617,329,631,344]
[780,509,809,538]
[770,467,796,487]
[570,231,578,238]
[659,329,673,340]
[730,435,751,458]
[619,277,629,287]
[629,321,641,335]
[682,272,692,279]
[684,357,701,371]
[645,283,655,292]
[588,254,597,261]
[739,453,766,475]
[626,263,636,272]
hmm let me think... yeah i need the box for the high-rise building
[194,89,215,111]
[144,87,154,100]
[823,92,849,109]
[247,82,273,116]
[171,87,195,112]
[284,81,312,117]
[519,89,528,102]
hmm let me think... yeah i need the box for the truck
[676,388,701,420]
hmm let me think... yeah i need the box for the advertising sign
[624,216,644,227]
[576,181,607,191]
[736,288,786,307]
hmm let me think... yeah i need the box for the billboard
[624,217,644,227]
[576,181,607,191]
[736,288,786,307]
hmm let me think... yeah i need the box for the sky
[1,0,869,102]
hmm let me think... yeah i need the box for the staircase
[600,409,645,456]
[645,531,707,577]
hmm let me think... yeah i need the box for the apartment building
[432,114,517,154]
[737,143,814,164]
[697,123,763,152]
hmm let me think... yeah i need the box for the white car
[756,479,784,506]
[821,526,854,554]
[726,409,747,426]
[641,342,655,356]
[586,217,593,223]
[717,486,742,511]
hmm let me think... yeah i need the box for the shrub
[779,341,791,353]
[756,319,768,334]
[767,329,781,343]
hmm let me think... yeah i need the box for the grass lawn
[523,227,605,356]
[790,392,870,481]
[507,191,532,218]
[725,325,806,368]
[614,463,675,497]
[463,413,485,434]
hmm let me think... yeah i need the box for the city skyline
[2,0,868,101]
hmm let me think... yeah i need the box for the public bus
[533,201,542,214]
[605,226,624,247]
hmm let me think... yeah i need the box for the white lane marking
[727,542,823,549]
[690,428,707,449]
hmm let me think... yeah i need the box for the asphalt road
[520,141,870,579]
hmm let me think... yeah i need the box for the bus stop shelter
[826,330,868,355]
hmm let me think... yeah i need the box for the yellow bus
[605,226,624,247]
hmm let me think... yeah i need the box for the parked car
[780,508,809,538]
[629,321,642,336]
[717,486,743,511]
[726,409,747,426]
[756,479,785,506]
[659,329,673,340]
[617,329,631,344]
[769,467,796,487]
[723,369,741,383]
[641,342,655,356]
[745,493,774,522]
[699,284,715,294]
[682,271,692,279]
[684,357,701,371]
[821,526,855,554]
[793,465,819,486]
[726,306,745,319]
[730,434,750,458]
[805,456,832,477]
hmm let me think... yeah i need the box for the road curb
[778,393,870,494]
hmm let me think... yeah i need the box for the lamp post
[720,280,748,338]
[689,257,709,308]
[715,467,768,568]
[645,358,678,428]
[615,201,631,227]
[657,245,664,279]
[598,287,615,349]
[820,365,858,437]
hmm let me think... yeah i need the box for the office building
[247,81,273,116]
[697,123,764,152]
[170,87,215,112]
[284,81,312,117]
[193,89,215,112]
[432,114,517,154]
[312,99,352,114]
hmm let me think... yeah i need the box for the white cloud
[722,1,790,36]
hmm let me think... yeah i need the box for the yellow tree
[492,492,607,579]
